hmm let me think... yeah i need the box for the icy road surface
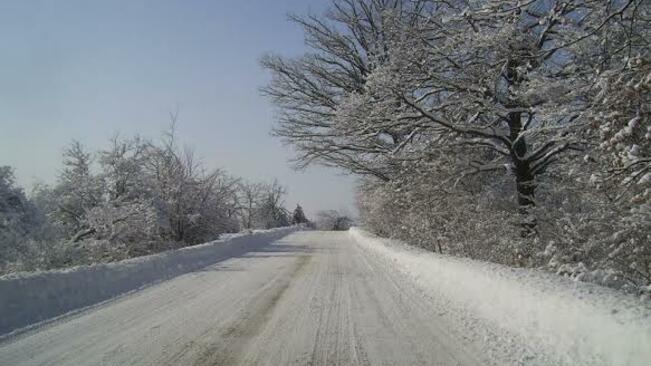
[1,231,492,366]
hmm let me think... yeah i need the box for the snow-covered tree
[238,181,265,230]
[292,204,309,225]
[1,124,295,274]
[138,126,242,244]
[261,0,431,181]
[256,180,290,229]
[54,141,103,239]
[99,135,148,202]
[264,0,651,292]
[316,210,353,231]
[0,167,43,268]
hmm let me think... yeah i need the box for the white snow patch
[0,226,300,336]
[350,227,651,366]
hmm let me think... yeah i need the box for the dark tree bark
[507,111,537,236]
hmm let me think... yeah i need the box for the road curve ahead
[0,231,487,366]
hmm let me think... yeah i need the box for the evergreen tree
[292,204,308,224]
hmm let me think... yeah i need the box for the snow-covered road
[0,231,489,366]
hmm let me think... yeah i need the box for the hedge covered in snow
[350,227,651,366]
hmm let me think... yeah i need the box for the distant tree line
[0,128,309,274]
[315,210,354,231]
[263,0,650,293]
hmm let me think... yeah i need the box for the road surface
[0,231,488,366]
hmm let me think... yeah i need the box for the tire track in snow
[189,254,312,366]
[0,231,497,366]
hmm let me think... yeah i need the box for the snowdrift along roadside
[350,227,651,366]
[0,226,300,337]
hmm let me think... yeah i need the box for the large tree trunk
[508,111,537,237]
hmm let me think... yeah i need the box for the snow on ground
[0,226,299,337]
[350,227,651,366]
[2,228,649,365]
[1,231,493,366]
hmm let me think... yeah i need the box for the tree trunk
[508,111,537,237]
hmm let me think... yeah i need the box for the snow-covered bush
[534,167,651,293]
[53,141,103,237]
[1,128,295,275]
[238,179,292,230]
[315,210,353,231]
[357,165,531,266]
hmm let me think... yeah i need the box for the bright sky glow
[0,0,356,217]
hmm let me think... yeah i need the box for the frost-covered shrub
[586,56,651,205]
[534,175,651,293]
[359,158,651,293]
[0,166,49,272]
[1,131,294,275]
[357,165,534,267]
[315,210,353,231]
[85,201,160,246]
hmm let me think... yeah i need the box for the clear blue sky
[0,0,356,217]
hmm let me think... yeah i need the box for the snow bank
[0,226,300,336]
[350,227,651,366]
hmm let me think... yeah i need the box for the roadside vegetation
[315,210,354,231]
[262,0,650,294]
[0,126,310,275]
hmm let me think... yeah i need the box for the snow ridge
[0,226,299,337]
[350,227,651,366]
